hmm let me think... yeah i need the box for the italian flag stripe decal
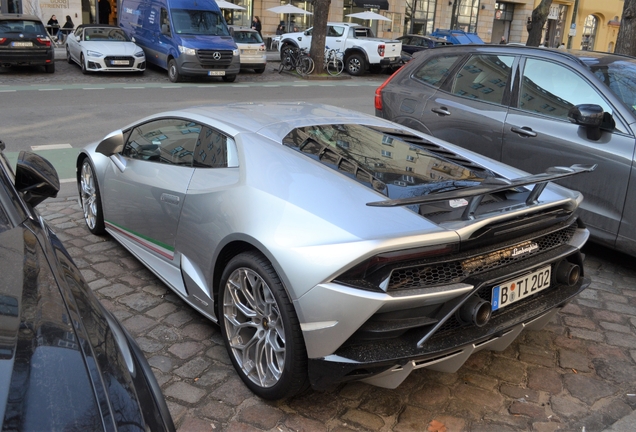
[105,220,175,260]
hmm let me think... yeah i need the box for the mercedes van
[119,0,240,82]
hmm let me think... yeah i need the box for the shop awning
[353,0,389,11]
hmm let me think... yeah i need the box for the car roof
[77,24,121,29]
[0,13,42,22]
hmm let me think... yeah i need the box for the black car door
[502,56,636,246]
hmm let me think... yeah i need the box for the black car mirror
[15,151,60,207]
[96,129,125,156]
[568,104,604,141]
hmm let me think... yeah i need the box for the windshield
[171,9,229,36]
[283,124,490,201]
[84,27,130,41]
[232,30,263,44]
[588,58,636,115]
[0,20,46,34]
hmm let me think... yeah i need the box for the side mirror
[96,129,125,156]
[15,151,60,207]
[568,104,605,141]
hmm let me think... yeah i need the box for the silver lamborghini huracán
[76,102,593,400]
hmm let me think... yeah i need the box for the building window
[581,15,598,51]
[494,3,513,21]
[381,149,392,158]
[406,0,437,35]
[406,155,415,162]
[451,0,480,33]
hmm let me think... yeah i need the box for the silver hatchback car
[77,102,592,399]
[229,26,266,73]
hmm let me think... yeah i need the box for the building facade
[0,0,625,53]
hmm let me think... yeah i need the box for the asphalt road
[3,55,636,432]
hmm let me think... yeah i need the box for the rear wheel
[45,63,55,73]
[219,251,308,400]
[168,59,181,83]
[79,158,105,235]
[296,56,314,75]
[326,59,344,76]
[346,53,366,76]
[255,67,265,74]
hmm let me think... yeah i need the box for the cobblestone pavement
[36,195,636,432]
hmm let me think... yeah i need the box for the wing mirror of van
[15,151,60,207]
[568,104,610,141]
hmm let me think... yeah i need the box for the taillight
[259,44,265,52]
[0,38,6,44]
[374,66,402,111]
[37,37,51,47]
[378,44,385,57]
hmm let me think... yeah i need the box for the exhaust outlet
[458,296,492,327]
[555,260,580,286]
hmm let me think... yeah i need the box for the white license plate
[491,265,551,311]
[12,41,33,47]
[208,70,225,76]
[111,60,129,65]
[241,49,257,55]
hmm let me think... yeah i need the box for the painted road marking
[31,144,72,151]
[38,88,62,91]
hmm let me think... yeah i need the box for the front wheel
[345,53,366,76]
[168,58,181,83]
[66,47,73,64]
[79,158,105,235]
[81,54,89,75]
[219,251,308,400]
[222,74,237,83]
[326,59,344,76]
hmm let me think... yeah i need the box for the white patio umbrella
[267,3,313,33]
[215,0,246,10]
[346,11,391,22]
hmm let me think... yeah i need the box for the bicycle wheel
[327,58,344,76]
[296,56,314,75]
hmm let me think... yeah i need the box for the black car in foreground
[376,45,636,256]
[0,13,55,73]
[0,140,174,431]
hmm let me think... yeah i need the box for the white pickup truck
[278,22,402,76]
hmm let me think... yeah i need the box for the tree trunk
[309,0,331,74]
[615,0,636,56]
[526,0,552,47]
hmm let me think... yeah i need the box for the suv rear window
[0,20,45,34]
[232,30,263,43]
[413,55,462,88]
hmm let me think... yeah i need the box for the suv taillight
[374,66,402,111]
[0,38,6,44]
[37,37,51,47]
[378,44,385,57]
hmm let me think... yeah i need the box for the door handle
[511,126,537,137]
[431,107,451,116]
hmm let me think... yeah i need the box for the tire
[66,47,73,64]
[255,67,265,74]
[346,52,366,76]
[168,58,181,83]
[296,56,314,75]
[219,251,308,400]
[326,59,344,76]
[279,43,293,61]
[45,63,55,73]
[81,54,89,75]
[222,74,237,82]
[79,157,105,235]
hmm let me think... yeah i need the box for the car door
[69,27,83,62]
[101,117,200,263]
[502,56,635,246]
[422,52,517,160]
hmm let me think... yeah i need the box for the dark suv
[0,13,55,73]
[375,45,636,256]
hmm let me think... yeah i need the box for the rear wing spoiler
[367,164,597,219]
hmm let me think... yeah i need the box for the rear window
[283,124,489,200]
[413,55,462,88]
[0,20,45,34]
[232,30,263,44]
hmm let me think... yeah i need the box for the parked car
[0,140,174,431]
[118,0,240,83]
[76,102,592,400]
[397,34,452,56]
[0,13,55,73]
[278,23,402,75]
[228,25,266,74]
[66,24,146,74]
[429,28,485,45]
[375,45,636,256]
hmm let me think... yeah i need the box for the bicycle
[324,47,344,76]
[279,46,315,76]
